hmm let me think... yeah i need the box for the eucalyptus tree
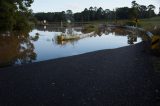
[147,4,156,18]
[130,0,139,19]
[138,5,147,18]
[131,0,139,8]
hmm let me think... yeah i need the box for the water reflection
[54,26,143,46]
[108,28,140,45]
[36,25,82,33]
[0,25,145,67]
[0,33,38,67]
[36,25,66,32]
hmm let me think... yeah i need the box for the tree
[74,12,82,22]
[138,5,147,18]
[148,4,156,11]
[147,4,156,18]
[66,10,74,22]
[131,0,139,8]
[89,7,95,21]
[0,0,34,32]
[94,7,97,11]
[104,9,110,20]
[0,33,37,66]
[34,11,67,22]
[89,7,93,11]
[129,8,137,19]
[34,1,157,23]
[96,7,104,20]
[116,7,130,19]
[82,8,90,21]
[130,0,139,19]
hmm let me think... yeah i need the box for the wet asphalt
[0,41,158,106]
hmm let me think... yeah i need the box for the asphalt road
[0,42,157,106]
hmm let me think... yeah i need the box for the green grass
[139,16,160,30]
[86,16,160,31]
[140,17,160,72]
[141,16,160,21]
[108,16,160,35]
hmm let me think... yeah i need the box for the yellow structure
[151,35,160,50]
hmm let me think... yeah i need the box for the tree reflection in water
[54,26,145,46]
[0,32,38,67]
[0,26,145,67]
[110,28,139,44]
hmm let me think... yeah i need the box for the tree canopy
[34,1,157,23]
[0,0,158,32]
[0,0,34,32]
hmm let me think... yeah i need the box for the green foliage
[82,24,97,33]
[139,16,160,31]
[0,1,16,31]
[0,0,34,32]
[150,28,160,35]
[34,11,66,22]
[129,8,138,19]
[125,21,141,27]
[0,32,37,67]
[116,7,130,19]
[30,35,39,41]
[34,1,157,23]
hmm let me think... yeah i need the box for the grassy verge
[104,17,160,72]
[139,16,160,72]
[139,16,160,35]
[82,17,160,71]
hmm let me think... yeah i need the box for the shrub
[125,21,141,27]
[82,24,97,33]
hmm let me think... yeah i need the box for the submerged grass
[56,34,80,41]
[55,34,79,45]
[82,24,98,33]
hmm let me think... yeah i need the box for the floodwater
[0,25,144,67]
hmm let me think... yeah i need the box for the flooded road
[0,26,144,67]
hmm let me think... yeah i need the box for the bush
[82,24,97,33]
[150,27,160,35]
[125,21,141,27]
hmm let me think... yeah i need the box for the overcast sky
[31,0,160,13]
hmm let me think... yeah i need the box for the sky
[31,0,160,13]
